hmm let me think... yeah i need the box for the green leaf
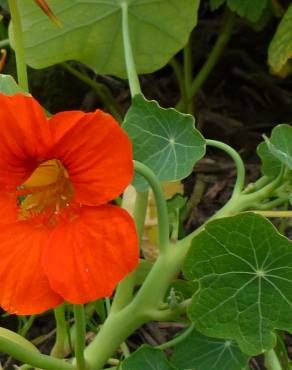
[264,124,292,169]
[121,345,176,370]
[268,4,292,77]
[210,0,268,22]
[0,74,25,95]
[123,95,206,192]
[170,328,249,370]
[209,0,226,11]
[13,0,200,78]
[257,141,282,177]
[183,212,292,355]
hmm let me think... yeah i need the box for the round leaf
[170,328,249,370]
[264,124,292,169]
[184,212,292,355]
[121,345,176,370]
[13,0,200,78]
[123,95,206,191]
[256,141,282,178]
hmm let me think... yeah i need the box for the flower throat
[17,159,74,223]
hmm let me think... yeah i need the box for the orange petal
[43,204,139,304]
[0,94,52,188]
[0,195,62,314]
[49,110,133,206]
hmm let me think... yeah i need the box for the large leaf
[183,212,292,355]
[264,124,292,169]
[123,95,206,192]
[170,328,249,370]
[121,346,176,370]
[268,4,292,77]
[256,142,282,178]
[209,0,268,22]
[13,0,200,78]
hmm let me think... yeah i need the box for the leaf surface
[170,328,249,370]
[0,74,25,95]
[257,142,282,177]
[268,4,292,77]
[184,212,292,355]
[121,345,176,370]
[123,95,206,191]
[13,0,199,77]
[264,124,292,169]
[209,0,268,22]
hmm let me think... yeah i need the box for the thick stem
[264,349,283,370]
[120,1,141,97]
[73,305,86,370]
[0,336,75,370]
[189,9,235,100]
[8,0,29,91]
[51,305,67,358]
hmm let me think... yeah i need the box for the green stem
[8,0,29,91]
[61,63,123,122]
[170,58,185,111]
[73,305,86,370]
[189,9,235,100]
[120,0,141,97]
[51,304,67,358]
[0,336,75,370]
[264,349,283,370]
[133,191,149,245]
[206,139,245,196]
[156,324,194,350]
[19,315,36,337]
[183,38,193,114]
[134,161,169,254]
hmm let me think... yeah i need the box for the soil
[1,2,292,369]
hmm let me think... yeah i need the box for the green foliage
[123,94,206,192]
[264,124,292,169]
[13,0,200,78]
[184,212,292,355]
[268,4,292,77]
[209,0,268,22]
[257,142,282,178]
[167,194,187,241]
[170,328,249,370]
[121,346,176,370]
[0,74,25,95]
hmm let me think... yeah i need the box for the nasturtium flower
[0,93,138,315]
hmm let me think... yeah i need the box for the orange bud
[0,49,7,73]
[34,0,63,28]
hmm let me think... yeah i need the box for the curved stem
[156,323,194,350]
[51,304,67,358]
[0,336,75,370]
[206,139,245,196]
[120,1,141,97]
[61,63,123,122]
[73,305,86,370]
[189,8,235,100]
[8,0,29,91]
[133,191,149,245]
[134,161,169,254]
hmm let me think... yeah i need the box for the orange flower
[0,94,138,315]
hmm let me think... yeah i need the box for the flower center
[17,159,74,224]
